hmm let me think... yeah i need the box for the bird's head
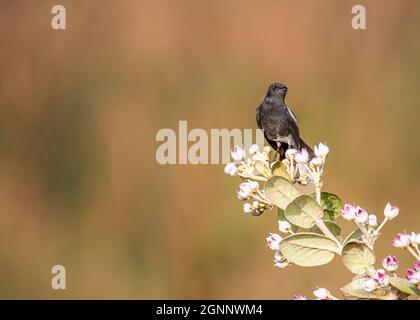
[267,83,288,99]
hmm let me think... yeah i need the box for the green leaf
[344,229,364,245]
[310,221,341,236]
[309,192,342,221]
[254,160,271,178]
[278,208,298,232]
[389,277,420,296]
[340,278,396,300]
[271,161,292,182]
[264,176,300,210]
[280,233,339,267]
[342,242,375,275]
[284,195,324,229]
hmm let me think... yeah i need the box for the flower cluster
[393,232,420,250]
[340,202,400,247]
[392,231,420,285]
[224,145,274,215]
[361,233,420,293]
[281,143,329,186]
[224,140,420,300]
[363,267,391,292]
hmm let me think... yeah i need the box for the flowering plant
[224,143,420,300]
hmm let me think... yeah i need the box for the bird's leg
[270,144,282,163]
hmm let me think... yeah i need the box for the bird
[256,83,314,160]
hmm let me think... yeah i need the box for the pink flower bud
[382,255,398,272]
[278,220,291,233]
[266,233,282,251]
[354,206,368,225]
[237,190,250,200]
[274,251,289,268]
[310,157,323,167]
[293,295,307,300]
[263,146,272,154]
[392,233,410,248]
[314,143,329,158]
[384,203,399,220]
[313,288,331,300]
[285,149,297,160]
[373,269,389,287]
[248,144,260,155]
[295,148,309,163]
[368,214,378,227]
[231,146,245,161]
[243,203,253,214]
[224,163,238,176]
[363,278,378,292]
[341,204,356,221]
[409,232,420,245]
[237,181,258,200]
[406,268,420,285]
[415,261,420,271]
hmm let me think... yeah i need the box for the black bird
[256,83,314,160]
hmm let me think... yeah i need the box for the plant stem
[311,175,342,250]
[407,246,420,260]
[315,218,343,252]
[241,174,267,182]
[372,218,388,237]
[315,183,321,205]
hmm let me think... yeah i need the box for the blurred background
[0,0,419,299]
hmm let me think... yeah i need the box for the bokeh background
[0,0,419,299]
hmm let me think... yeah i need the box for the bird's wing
[285,105,301,148]
[286,106,298,126]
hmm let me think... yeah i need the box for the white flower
[363,278,378,292]
[247,181,259,191]
[237,190,250,200]
[231,146,245,161]
[310,157,323,168]
[224,163,238,176]
[237,181,259,200]
[354,206,368,225]
[368,214,378,227]
[382,255,398,272]
[314,143,329,158]
[278,220,291,233]
[295,149,309,163]
[293,295,307,300]
[263,146,272,154]
[313,288,330,300]
[274,261,288,268]
[373,269,389,287]
[248,144,260,155]
[243,203,253,214]
[409,232,420,245]
[285,149,297,160]
[415,233,420,245]
[274,251,289,268]
[384,203,399,220]
[266,233,282,251]
[341,204,356,221]
[392,233,410,248]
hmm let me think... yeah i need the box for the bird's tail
[299,138,315,159]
